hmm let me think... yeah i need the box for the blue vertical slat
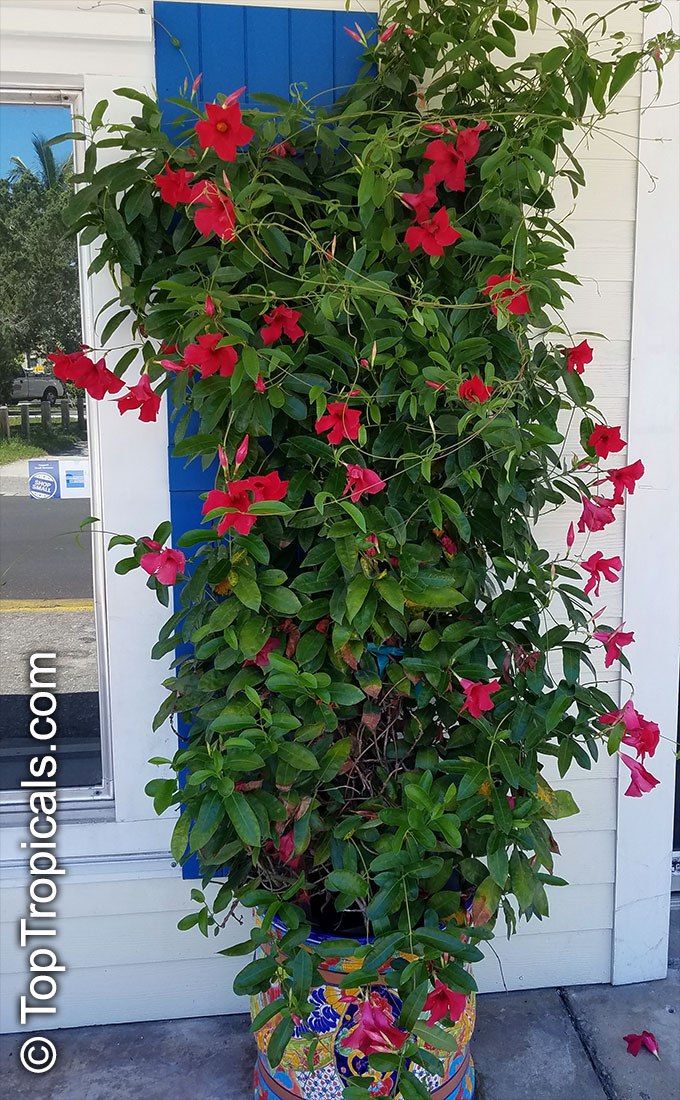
[154,2,202,120]
[332,10,376,95]
[200,4,248,106]
[290,9,335,109]
[244,7,291,103]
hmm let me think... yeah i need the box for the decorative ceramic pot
[251,918,476,1099]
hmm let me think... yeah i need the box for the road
[0,496,94,599]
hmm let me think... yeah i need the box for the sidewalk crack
[557,988,620,1100]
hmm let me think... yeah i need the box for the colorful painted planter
[251,919,476,1099]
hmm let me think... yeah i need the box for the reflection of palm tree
[8,134,72,189]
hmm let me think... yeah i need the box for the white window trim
[613,3,680,984]
[0,2,178,863]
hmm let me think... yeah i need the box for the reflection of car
[9,368,66,405]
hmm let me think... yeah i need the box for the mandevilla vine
[53,0,676,1093]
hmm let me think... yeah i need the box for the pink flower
[140,543,185,586]
[195,97,255,161]
[593,624,635,667]
[116,375,161,422]
[441,535,457,556]
[588,424,626,459]
[405,206,461,256]
[235,435,249,468]
[191,72,203,96]
[204,293,216,317]
[260,304,303,345]
[254,373,266,394]
[244,638,280,668]
[379,22,399,43]
[344,464,386,503]
[577,495,617,534]
[341,996,408,1057]
[183,334,238,378]
[426,380,446,392]
[620,754,660,798]
[458,375,493,404]
[343,25,364,44]
[423,979,467,1027]
[566,340,593,375]
[623,1031,660,1058]
[459,678,500,719]
[566,522,575,549]
[484,273,530,316]
[315,402,361,445]
[599,700,660,760]
[153,163,195,206]
[423,139,466,191]
[580,551,622,596]
[605,460,644,505]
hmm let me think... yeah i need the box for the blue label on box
[65,468,86,489]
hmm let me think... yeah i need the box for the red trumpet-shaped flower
[423,138,466,191]
[454,119,489,162]
[315,402,361,445]
[340,995,408,1057]
[566,339,593,375]
[593,623,635,667]
[244,638,280,669]
[153,163,195,206]
[115,375,161,422]
[400,175,438,221]
[344,464,386,503]
[48,350,124,401]
[620,754,659,798]
[623,1031,660,1058]
[423,979,467,1027]
[183,334,238,378]
[190,181,236,241]
[484,273,530,316]
[203,472,288,537]
[604,460,644,505]
[588,424,626,459]
[195,95,255,161]
[140,542,186,586]
[458,375,493,404]
[459,678,500,719]
[405,206,461,256]
[577,495,617,534]
[599,700,660,761]
[580,551,622,597]
[260,304,304,346]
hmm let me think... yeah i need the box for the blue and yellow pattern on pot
[251,925,476,1099]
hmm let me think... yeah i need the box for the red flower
[195,98,255,161]
[190,182,236,241]
[593,624,635,667]
[458,375,493,404]
[620,754,660,798]
[484,273,530,316]
[365,533,379,558]
[204,471,288,538]
[577,495,617,534]
[588,424,626,459]
[623,1031,660,1058]
[423,979,467,1027]
[268,140,298,158]
[254,373,266,393]
[235,435,249,468]
[605,460,644,505]
[260,304,304,345]
[204,294,216,317]
[315,402,361,445]
[566,521,575,548]
[423,139,466,191]
[153,164,195,206]
[341,996,408,1057]
[441,535,457,556]
[140,543,186,586]
[344,464,386,503]
[405,206,461,256]
[455,120,489,162]
[244,638,280,668]
[566,339,593,375]
[580,551,622,597]
[265,829,302,871]
[459,678,500,719]
[48,350,124,401]
[116,375,161,423]
[379,22,399,43]
[401,176,437,221]
[183,334,238,378]
[599,700,660,761]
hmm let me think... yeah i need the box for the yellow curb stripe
[0,599,94,613]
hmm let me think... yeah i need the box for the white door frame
[613,3,680,984]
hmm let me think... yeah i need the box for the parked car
[9,367,66,405]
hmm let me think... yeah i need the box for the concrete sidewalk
[2,915,678,1100]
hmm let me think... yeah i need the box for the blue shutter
[154,2,377,877]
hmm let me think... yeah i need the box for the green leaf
[223,792,261,847]
[266,1015,295,1069]
[376,575,405,613]
[609,51,640,99]
[326,870,368,897]
[346,574,371,621]
[170,811,191,862]
[277,742,319,771]
[191,791,224,850]
[232,955,279,996]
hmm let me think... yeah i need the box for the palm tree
[8,134,72,190]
